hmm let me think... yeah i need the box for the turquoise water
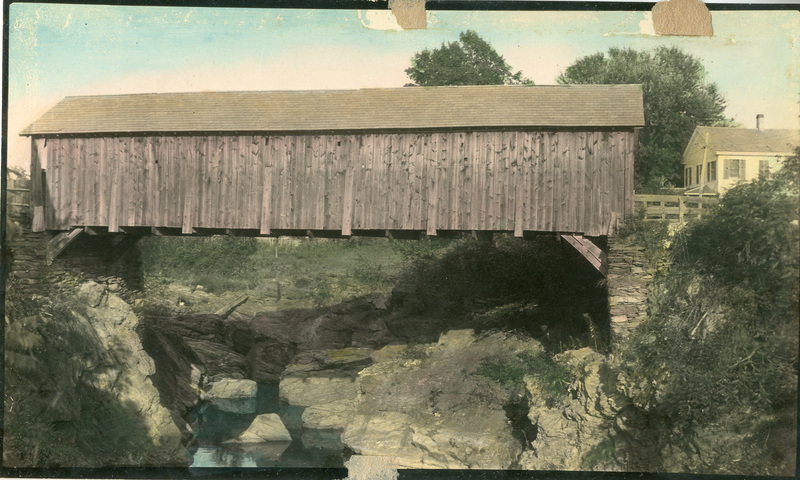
[187,383,348,468]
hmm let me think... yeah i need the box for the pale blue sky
[7,4,799,169]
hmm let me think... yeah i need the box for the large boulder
[341,412,425,468]
[139,324,204,441]
[186,339,248,382]
[75,281,187,465]
[224,413,292,443]
[279,348,372,407]
[280,374,360,408]
[520,347,631,471]
[205,378,258,414]
[245,339,297,383]
[148,311,225,342]
[289,330,539,469]
[409,407,522,469]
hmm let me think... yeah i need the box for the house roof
[693,126,799,154]
[21,85,645,136]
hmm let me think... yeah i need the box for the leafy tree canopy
[558,46,731,191]
[406,30,531,87]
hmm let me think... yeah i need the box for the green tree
[406,30,531,86]
[558,46,730,191]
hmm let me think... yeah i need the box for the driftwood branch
[214,294,248,319]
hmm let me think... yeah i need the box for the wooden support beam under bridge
[560,234,608,277]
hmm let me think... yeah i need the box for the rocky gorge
[137,279,658,471]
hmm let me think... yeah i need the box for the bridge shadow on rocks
[140,234,611,435]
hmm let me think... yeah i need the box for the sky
[6,4,799,170]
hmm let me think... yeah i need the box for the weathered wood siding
[34,130,634,236]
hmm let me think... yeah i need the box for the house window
[696,165,702,184]
[685,167,692,186]
[707,161,716,181]
[759,160,770,177]
[724,159,745,179]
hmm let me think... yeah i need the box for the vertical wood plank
[476,134,487,231]
[277,136,294,228]
[197,136,205,228]
[61,138,70,229]
[108,138,122,232]
[468,132,481,230]
[46,139,57,228]
[584,133,594,235]
[250,136,263,229]
[537,133,547,232]
[426,134,438,235]
[30,138,44,231]
[419,134,430,233]
[416,134,426,231]
[625,131,635,219]
[96,138,108,227]
[342,165,355,236]
[135,137,147,226]
[260,139,273,235]
[514,132,524,237]
[71,138,81,227]
[545,133,555,231]
[327,136,339,230]
[378,134,390,229]
[575,132,585,233]
[229,135,240,229]
[58,139,68,229]
[313,136,323,230]
[562,132,572,232]
[505,131,516,231]
[601,132,611,234]
[394,134,405,229]
[87,138,98,226]
[298,135,309,230]
[182,137,195,234]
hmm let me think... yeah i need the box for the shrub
[479,349,575,407]
[394,235,606,316]
[621,152,800,474]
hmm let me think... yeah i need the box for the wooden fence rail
[7,187,31,219]
[634,194,718,222]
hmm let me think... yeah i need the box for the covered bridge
[22,85,643,247]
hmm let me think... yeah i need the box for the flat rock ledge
[205,378,258,414]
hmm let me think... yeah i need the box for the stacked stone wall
[5,190,48,296]
[5,188,143,298]
[607,238,653,348]
[48,235,144,294]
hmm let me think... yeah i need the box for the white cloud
[639,12,656,35]
[358,10,403,31]
[603,12,656,36]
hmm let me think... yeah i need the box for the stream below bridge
[187,383,349,468]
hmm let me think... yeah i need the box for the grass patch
[140,236,402,303]
[581,438,616,470]
[479,349,575,407]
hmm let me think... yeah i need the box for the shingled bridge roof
[22,84,645,136]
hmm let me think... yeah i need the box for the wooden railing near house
[634,194,719,222]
